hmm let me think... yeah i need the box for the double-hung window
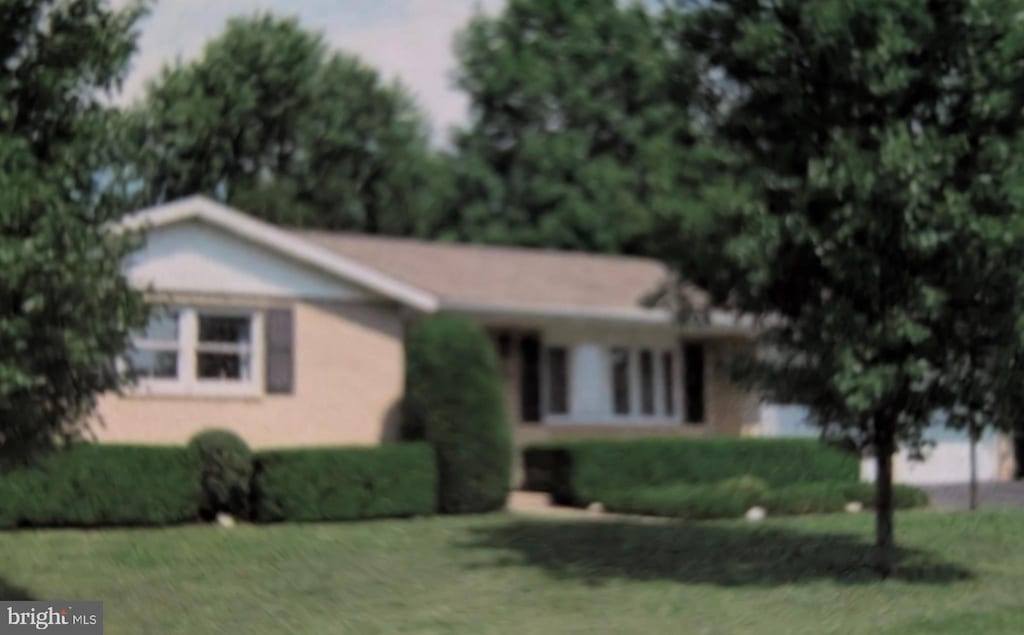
[127,310,180,380]
[197,313,253,381]
[607,346,679,422]
[127,307,261,395]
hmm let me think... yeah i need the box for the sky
[117,0,505,141]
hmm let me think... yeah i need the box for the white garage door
[861,430,1001,485]
[761,404,1003,485]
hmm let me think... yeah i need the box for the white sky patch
[116,0,504,142]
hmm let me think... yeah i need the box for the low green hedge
[523,438,859,505]
[601,480,929,520]
[251,444,437,522]
[601,476,770,520]
[0,445,201,528]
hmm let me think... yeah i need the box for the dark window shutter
[265,308,294,394]
[519,334,541,423]
[684,343,705,424]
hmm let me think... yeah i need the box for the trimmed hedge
[601,480,929,520]
[0,445,201,528]
[188,429,253,519]
[404,315,511,514]
[251,444,437,522]
[523,438,860,505]
[602,476,770,520]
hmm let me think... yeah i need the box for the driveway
[922,481,1024,510]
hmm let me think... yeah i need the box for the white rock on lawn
[216,512,236,528]
[845,501,864,514]
[587,502,605,514]
[745,506,766,522]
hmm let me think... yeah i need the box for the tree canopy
[675,0,1024,572]
[0,0,149,460]
[120,13,446,234]
[445,0,719,253]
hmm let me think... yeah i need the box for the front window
[604,346,680,421]
[611,347,631,415]
[127,307,260,395]
[639,349,655,415]
[128,311,180,380]
[197,314,252,381]
[545,346,570,415]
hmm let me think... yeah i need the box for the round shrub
[187,429,253,519]
[404,315,511,513]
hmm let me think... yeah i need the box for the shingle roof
[294,230,707,314]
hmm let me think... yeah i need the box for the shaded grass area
[460,517,967,585]
[0,510,1021,634]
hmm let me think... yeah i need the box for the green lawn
[1,510,1023,634]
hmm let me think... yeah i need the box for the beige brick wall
[95,297,405,449]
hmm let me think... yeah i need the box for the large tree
[675,0,1024,573]
[0,0,149,460]
[446,0,718,253]
[121,14,446,234]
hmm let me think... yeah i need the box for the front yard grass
[0,510,1022,634]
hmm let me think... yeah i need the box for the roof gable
[120,196,438,311]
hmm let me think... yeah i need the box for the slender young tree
[676,0,1024,574]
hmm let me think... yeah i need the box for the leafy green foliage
[0,444,201,528]
[188,429,253,519]
[251,445,437,522]
[523,438,858,505]
[121,13,446,234]
[0,0,149,459]
[602,478,767,520]
[404,315,511,513]
[603,479,927,520]
[673,0,1024,560]
[446,0,721,253]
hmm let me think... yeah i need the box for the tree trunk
[969,425,979,511]
[874,420,895,577]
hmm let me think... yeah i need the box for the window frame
[605,345,681,424]
[542,345,571,416]
[127,309,181,382]
[127,306,264,398]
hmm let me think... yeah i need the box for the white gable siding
[126,221,374,300]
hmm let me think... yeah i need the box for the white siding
[126,221,373,300]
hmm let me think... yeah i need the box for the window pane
[198,315,251,344]
[128,349,178,379]
[639,349,655,415]
[662,351,675,416]
[611,347,631,415]
[138,311,178,342]
[197,352,250,380]
[546,347,569,415]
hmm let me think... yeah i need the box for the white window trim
[540,344,571,417]
[540,340,683,426]
[129,307,264,398]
